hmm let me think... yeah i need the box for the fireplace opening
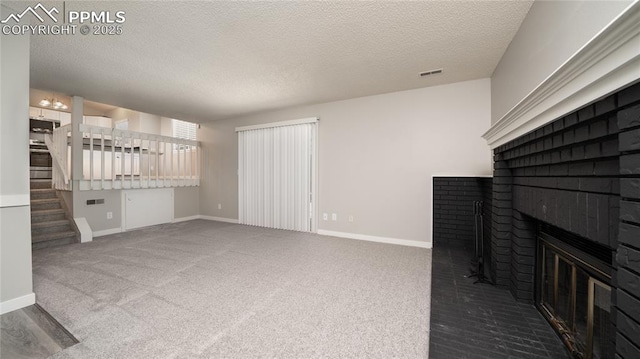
[536,226,613,359]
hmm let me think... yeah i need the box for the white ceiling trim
[483,1,640,149]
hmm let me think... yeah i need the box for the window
[172,119,197,150]
[172,119,196,141]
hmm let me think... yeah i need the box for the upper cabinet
[42,109,60,122]
[29,106,71,125]
[59,112,71,126]
[29,106,41,119]
[83,115,112,128]
[29,106,107,128]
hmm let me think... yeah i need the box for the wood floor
[0,304,78,359]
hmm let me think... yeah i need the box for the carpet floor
[32,220,432,358]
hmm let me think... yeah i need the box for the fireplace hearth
[489,81,640,359]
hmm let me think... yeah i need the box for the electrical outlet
[217,203,222,210]
[107,212,113,220]
[332,213,337,221]
[323,213,328,221]
[348,215,354,222]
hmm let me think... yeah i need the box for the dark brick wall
[498,103,620,247]
[433,177,492,248]
[615,83,640,359]
[491,81,640,358]
[481,178,493,275]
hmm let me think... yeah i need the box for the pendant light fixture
[39,92,68,110]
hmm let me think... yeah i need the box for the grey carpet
[32,220,432,358]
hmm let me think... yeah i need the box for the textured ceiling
[29,1,533,122]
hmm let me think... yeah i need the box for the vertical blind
[238,120,316,232]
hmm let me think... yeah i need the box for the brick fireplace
[488,81,640,358]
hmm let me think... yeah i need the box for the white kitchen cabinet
[29,106,72,126]
[29,103,117,128]
[84,115,112,128]
[41,109,60,121]
[59,112,71,126]
[29,106,42,118]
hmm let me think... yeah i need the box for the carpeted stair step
[31,209,67,224]
[30,180,52,190]
[31,220,73,236]
[30,188,58,200]
[28,182,79,249]
[31,198,62,211]
[32,231,77,250]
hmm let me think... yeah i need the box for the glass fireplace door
[539,241,611,359]
[588,279,611,359]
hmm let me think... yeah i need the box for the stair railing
[78,124,200,190]
[46,124,72,191]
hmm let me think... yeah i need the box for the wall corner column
[490,151,513,288]
[0,20,35,314]
[70,96,84,218]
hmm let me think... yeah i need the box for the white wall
[108,107,137,130]
[107,108,163,135]
[0,12,35,313]
[199,78,492,244]
[137,112,162,134]
[491,0,632,124]
[160,117,173,137]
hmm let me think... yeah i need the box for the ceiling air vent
[419,68,443,77]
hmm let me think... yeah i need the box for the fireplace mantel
[483,1,640,149]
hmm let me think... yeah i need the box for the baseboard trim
[93,227,122,238]
[0,293,35,315]
[172,215,201,223]
[199,215,239,224]
[317,230,432,249]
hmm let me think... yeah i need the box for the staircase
[30,180,78,249]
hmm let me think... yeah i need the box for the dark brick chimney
[489,81,640,358]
